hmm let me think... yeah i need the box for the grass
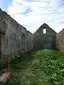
[6,50,64,85]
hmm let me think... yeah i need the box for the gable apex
[34,23,56,34]
[41,23,50,28]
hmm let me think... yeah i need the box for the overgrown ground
[7,50,64,85]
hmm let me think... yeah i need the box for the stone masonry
[56,28,64,51]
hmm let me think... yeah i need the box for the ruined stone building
[56,28,64,51]
[33,23,57,50]
[0,8,64,66]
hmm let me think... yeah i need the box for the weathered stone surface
[0,8,34,59]
[27,31,34,51]
[33,23,57,50]
[56,28,64,51]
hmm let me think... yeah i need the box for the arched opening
[0,31,4,58]
[0,31,2,57]
[22,33,25,51]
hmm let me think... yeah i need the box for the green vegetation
[7,50,64,85]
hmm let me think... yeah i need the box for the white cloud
[8,0,64,33]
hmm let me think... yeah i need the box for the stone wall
[56,28,64,51]
[34,23,57,50]
[0,9,34,59]
[27,31,34,51]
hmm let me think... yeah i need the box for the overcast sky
[0,0,64,33]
